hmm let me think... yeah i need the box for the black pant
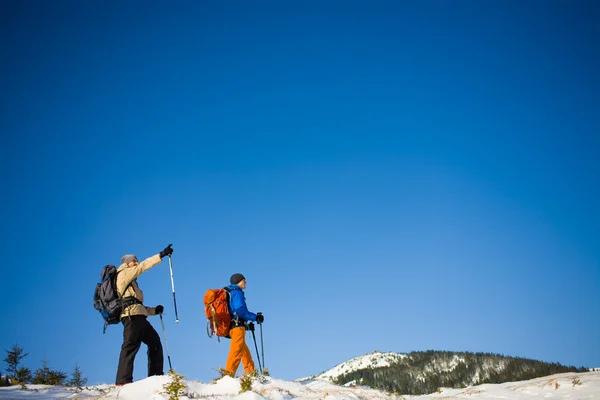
[115,315,164,384]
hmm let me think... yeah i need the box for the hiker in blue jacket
[225,273,264,376]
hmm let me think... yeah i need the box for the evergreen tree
[68,363,88,388]
[3,344,29,379]
[15,367,32,385]
[46,370,67,386]
[32,358,50,384]
[32,358,66,386]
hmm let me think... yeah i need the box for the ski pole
[260,320,264,371]
[257,312,265,370]
[159,313,173,371]
[167,250,179,323]
[248,323,263,374]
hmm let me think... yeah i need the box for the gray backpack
[93,265,139,332]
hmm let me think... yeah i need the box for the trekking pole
[167,248,179,323]
[260,321,265,371]
[248,323,263,374]
[257,312,265,371]
[159,313,173,372]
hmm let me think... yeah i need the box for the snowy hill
[304,351,408,382]
[0,371,599,399]
[304,350,590,395]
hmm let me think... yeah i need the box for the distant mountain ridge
[307,351,407,382]
[306,350,589,395]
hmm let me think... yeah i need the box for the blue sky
[1,0,599,385]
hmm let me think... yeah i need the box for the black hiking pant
[115,315,164,384]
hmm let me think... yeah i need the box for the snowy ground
[0,371,599,399]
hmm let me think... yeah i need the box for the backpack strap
[116,272,136,299]
[227,287,245,327]
[116,272,141,322]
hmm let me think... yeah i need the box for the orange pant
[225,326,255,376]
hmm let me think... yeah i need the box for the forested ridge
[333,350,588,395]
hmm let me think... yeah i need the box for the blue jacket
[227,284,257,322]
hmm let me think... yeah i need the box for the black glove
[159,244,173,258]
[256,313,264,324]
[155,305,164,314]
[247,322,255,331]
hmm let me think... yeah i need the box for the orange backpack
[204,287,231,340]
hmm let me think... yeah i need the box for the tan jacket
[116,254,162,319]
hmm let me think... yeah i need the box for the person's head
[230,273,246,289]
[121,254,138,267]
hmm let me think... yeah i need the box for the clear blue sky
[1,0,599,385]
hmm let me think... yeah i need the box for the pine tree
[32,358,66,385]
[32,358,50,384]
[68,363,87,388]
[15,367,32,385]
[3,344,29,379]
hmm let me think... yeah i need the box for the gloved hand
[155,305,164,314]
[247,322,255,331]
[256,313,264,324]
[159,244,173,258]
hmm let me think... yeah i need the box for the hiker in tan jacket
[115,244,173,385]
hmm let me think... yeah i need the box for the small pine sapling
[162,370,187,400]
[239,373,255,393]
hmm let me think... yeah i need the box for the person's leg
[141,318,164,376]
[225,327,246,376]
[115,316,144,384]
[240,337,255,375]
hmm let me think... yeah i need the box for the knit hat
[121,254,138,265]
[230,273,246,285]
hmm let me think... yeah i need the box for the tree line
[333,350,589,395]
[1,344,88,388]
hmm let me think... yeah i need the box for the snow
[305,351,408,382]
[1,371,599,399]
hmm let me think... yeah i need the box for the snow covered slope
[305,350,592,391]
[0,371,599,399]
[305,350,407,382]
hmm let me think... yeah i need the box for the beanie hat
[230,273,246,285]
[121,254,138,264]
